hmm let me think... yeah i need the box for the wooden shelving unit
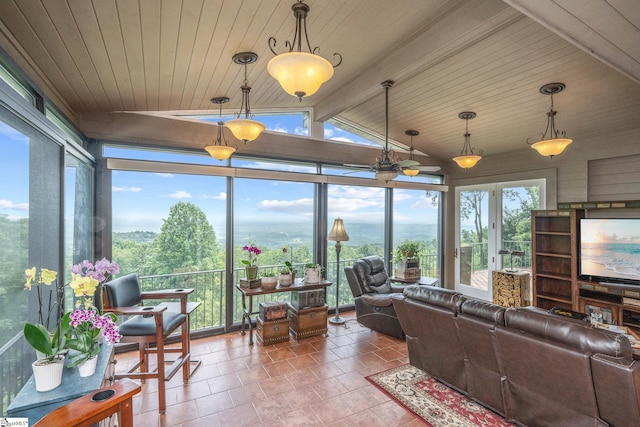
[531,209,584,311]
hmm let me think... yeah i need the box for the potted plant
[241,244,262,280]
[23,267,70,392]
[65,308,122,377]
[303,263,324,284]
[395,241,422,280]
[260,272,278,290]
[395,241,422,260]
[279,247,297,286]
[70,258,119,312]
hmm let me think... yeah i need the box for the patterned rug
[366,364,512,426]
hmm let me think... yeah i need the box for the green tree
[153,202,219,274]
[460,190,486,243]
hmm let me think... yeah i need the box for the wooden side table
[236,279,331,345]
[492,270,531,308]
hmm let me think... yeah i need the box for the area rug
[366,364,512,426]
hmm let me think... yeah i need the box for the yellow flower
[69,274,99,297]
[25,267,36,290]
[40,268,57,285]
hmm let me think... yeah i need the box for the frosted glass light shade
[452,154,482,169]
[268,52,334,99]
[204,145,236,161]
[225,119,265,142]
[530,137,572,158]
[375,170,398,182]
[402,168,420,176]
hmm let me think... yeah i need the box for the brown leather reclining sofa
[391,285,640,427]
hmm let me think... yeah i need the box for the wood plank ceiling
[0,0,639,167]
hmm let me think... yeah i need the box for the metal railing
[0,333,34,416]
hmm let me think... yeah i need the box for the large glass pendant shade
[267,52,334,99]
[225,119,265,143]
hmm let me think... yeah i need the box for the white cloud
[258,198,313,214]
[0,199,28,211]
[112,186,142,192]
[168,190,192,199]
[154,173,174,178]
[201,192,226,200]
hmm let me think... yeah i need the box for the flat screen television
[579,218,640,285]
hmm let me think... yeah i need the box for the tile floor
[115,311,426,426]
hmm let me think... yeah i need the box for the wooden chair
[102,273,194,414]
[33,379,141,427]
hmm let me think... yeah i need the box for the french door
[455,180,544,301]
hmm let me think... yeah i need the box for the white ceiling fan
[344,80,439,181]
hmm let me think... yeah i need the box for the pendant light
[267,1,342,101]
[452,112,482,169]
[402,130,420,176]
[528,83,572,158]
[225,52,265,143]
[204,97,236,161]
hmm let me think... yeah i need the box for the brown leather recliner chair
[344,256,410,339]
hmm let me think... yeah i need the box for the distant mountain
[113,231,157,244]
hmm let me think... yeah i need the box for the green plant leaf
[24,323,52,356]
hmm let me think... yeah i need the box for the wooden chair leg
[182,323,190,383]
[138,342,147,383]
[156,326,166,414]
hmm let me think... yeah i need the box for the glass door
[455,186,495,300]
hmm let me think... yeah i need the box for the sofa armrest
[591,353,640,426]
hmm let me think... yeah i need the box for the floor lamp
[328,218,349,325]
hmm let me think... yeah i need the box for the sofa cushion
[460,298,505,326]
[505,307,632,358]
[403,285,462,313]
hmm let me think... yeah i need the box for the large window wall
[106,155,446,332]
[0,84,87,415]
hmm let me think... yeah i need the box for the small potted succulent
[260,271,278,290]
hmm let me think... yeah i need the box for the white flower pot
[32,355,65,392]
[261,276,278,290]
[77,356,98,377]
[304,268,321,284]
[279,273,294,286]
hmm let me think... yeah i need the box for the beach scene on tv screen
[581,219,640,282]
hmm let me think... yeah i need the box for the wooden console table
[236,279,331,345]
[7,343,115,425]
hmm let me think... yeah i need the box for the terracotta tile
[373,347,405,362]
[215,401,262,426]
[310,394,355,424]
[307,361,344,380]
[160,400,199,425]
[175,379,212,403]
[281,383,322,409]
[287,353,319,370]
[194,390,234,417]
[340,410,390,427]
[228,382,266,406]
[253,393,295,422]
[285,368,320,387]
[372,400,417,426]
[237,365,270,385]
[342,384,388,413]
[309,349,342,364]
[278,406,324,426]
[263,359,295,377]
[207,372,242,394]
[311,377,350,400]
[267,347,297,362]
[335,370,371,391]
[289,342,316,356]
[258,375,295,395]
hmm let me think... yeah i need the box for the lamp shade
[204,145,236,161]
[402,168,420,177]
[530,137,572,158]
[225,118,266,143]
[375,170,398,182]
[452,154,482,169]
[268,52,334,99]
[328,218,349,242]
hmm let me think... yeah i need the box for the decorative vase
[32,355,65,392]
[279,273,294,287]
[246,265,258,280]
[77,356,98,377]
[261,276,278,290]
[304,267,321,284]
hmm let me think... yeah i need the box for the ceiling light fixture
[375,81,399,182]
[204,96,236,161]
[225,52,265,143]
[528,83,572,158]
[452,112,482,169]
[402,130,420,176]
[267,0,342,101]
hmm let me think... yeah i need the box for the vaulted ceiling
[1,0,639,169]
